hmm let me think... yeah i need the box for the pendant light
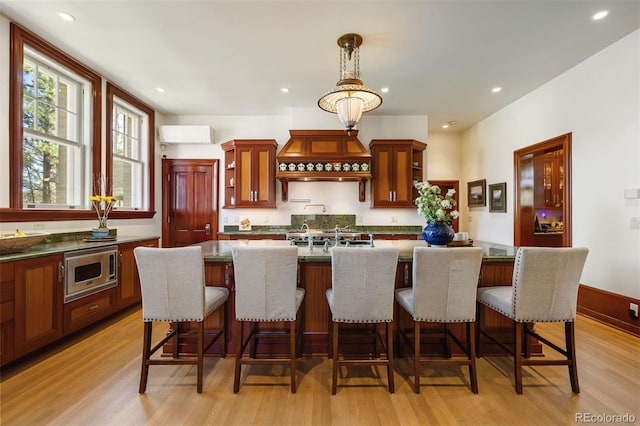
[318,33,382,134]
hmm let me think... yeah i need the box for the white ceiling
[1,0,639,131]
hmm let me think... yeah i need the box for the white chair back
[330,247,399,323]
[512,247,589,322]
[412,247,483,322]
[134,246,206,322]
[232,246,300,321]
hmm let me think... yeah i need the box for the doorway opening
[514,133,572,247]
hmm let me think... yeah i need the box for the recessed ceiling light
[155,87,166,93]
[280,87,290,93]
[492,87,502,93]
[442,121,456,129]
[58,12,76,22]
[592,10,609,21]
[442,123,449,129]
[380,87,390,94]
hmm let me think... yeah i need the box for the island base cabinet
[167,257,540,358]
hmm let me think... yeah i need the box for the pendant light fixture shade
[318,33,382,133]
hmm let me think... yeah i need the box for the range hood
[276,130,372,202]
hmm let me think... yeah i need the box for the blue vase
[92,228,110,239]
[422,221,454,247]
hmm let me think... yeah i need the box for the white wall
[460,30,640,299]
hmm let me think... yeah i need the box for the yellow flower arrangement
[90,175,117,229]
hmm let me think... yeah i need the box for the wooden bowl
[0,232,48,254]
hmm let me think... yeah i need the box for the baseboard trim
[577,284,640,337]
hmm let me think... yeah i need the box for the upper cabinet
[369,139,426,208]
[222,139,277,208]
[534,149,564,208]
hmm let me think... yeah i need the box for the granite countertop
[0,234,160,263]
[219,225,422,237]
[195,239,517,263]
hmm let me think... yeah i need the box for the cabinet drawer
[63,288,116,334]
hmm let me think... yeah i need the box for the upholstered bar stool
[231,245,305,393]
[134,246,229,393]
[476,247,588,394]
[395,246,483,393]
[327,247,399,394]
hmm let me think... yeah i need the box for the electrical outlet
[630,303,639,320]
[263,216,269,224]
[223,216,229,224]
[391,216,398,223]
[33,223,45,230]
[468,215,472,222]
[631,217,640,229]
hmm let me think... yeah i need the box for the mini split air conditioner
[158,125,214,144]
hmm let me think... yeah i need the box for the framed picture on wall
[489,182,507,212]
[467,179,486,207]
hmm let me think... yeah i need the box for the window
[106,83,155,214]
[22,48,91,208]
[4,24,155,222]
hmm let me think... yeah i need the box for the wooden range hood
[276,130,372,202]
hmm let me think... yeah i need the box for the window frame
[106,83,155,217]
[2,23,155,222]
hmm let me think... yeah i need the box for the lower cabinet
[14,254,64,358]
[0,262,16,365]
[63,288,117,335]
[2,237,159,367]
[117,239,159,309]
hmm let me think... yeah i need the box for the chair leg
[196,320,204,393]
[523,322,532,358]
[221,304,227,358]
[290,320,297,393]
[250,322,257,358]
[233,319,244,393]
[566,321,580,393]
[467,321,479,394]
[443,323,452,359]
[139,321,152,394]
[475,303,483,357]
[386,322,395,394]
[171,322,179,358]
[514,321,524,394]
[414,321,421,394]
[332,322,339,395]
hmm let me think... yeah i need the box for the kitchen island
[179,239,522,358]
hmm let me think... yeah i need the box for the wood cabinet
[63,288,116,334]
[0,262,15,365]
[117,239,159,309]
[13,254,64,357]
[534,149,564,208]
[222,139,277,208]
[369,139,426,208]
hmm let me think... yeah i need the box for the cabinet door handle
[389,191,393,202]
[58,261,65,283]
[87,305,99,312]
[205,223,211,235]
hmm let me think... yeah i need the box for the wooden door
[514,134,571,247]
[393,146,413,206]
[162,159,219,247]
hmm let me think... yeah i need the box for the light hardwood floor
[1,307,638,426]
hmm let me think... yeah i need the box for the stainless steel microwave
[64,245,118,303]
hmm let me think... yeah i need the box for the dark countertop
[218,225,423,238]
[196,239,517,263]
[0,235,160,263]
